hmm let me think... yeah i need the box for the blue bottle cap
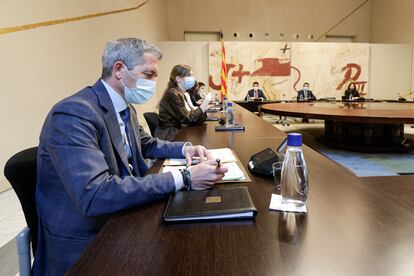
[227,102,232,107]
[287,133,302,146]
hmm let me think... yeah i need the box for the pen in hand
[216,158,221,168]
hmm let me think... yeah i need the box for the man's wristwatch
[179,169,192,191]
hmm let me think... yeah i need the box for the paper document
[269,194,307,213]
[162,161,245,181]
[221,162,245,181]
[164,148,237,166]
[209,148,237,163]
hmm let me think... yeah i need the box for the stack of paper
[209,148,237,163]
[220,162,245,181]
[162,162,245,181]
[163,148,245,181]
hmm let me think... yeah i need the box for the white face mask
[182,76,196,90]
[121,69,156,104]
[303,86,309,91]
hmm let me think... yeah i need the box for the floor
[0,188,25,276]
[263,115,414,176]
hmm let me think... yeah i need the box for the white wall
[370,0,414,89]
[369,44,412,100]
[157,41,210,106]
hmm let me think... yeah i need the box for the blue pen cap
[287,133,302,146]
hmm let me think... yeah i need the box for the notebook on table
[163,186,257,223]
[163,148,251,183]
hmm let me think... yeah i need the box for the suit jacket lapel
[91,80,131,174]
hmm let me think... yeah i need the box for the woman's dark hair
[167,64,192,90]
[347,82,356,91]
[198,82,206,88]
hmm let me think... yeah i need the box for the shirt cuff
[181,142,193,157]
[171,170,184,191]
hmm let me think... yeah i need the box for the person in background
[157,65,212,141]
[245,81,266,100]
[344,82,360,100]
[33,38,227,275]
[191,82,206,106]
[297,82,317,102]
[184,81,198,110]
[185,81,210,109]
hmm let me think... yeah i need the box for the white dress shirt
[101,80,185,191]
[184,92,197,110]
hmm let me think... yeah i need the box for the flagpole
[220,32,228,101]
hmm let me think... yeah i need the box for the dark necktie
[120,108,132,157]
[120,107,136,176]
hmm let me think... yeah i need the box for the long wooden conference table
[68,104,414,275]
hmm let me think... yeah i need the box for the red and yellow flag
[220,33,228,98]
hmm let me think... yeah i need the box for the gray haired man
[33,38,228,275]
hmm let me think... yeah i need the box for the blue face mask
[121,69,156,104]
[182,76,196,90]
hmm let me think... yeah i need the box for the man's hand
[188,159,229,190]
[184,145,213,167]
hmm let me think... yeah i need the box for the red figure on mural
[336,63,368,94]
[251,58,291,77]
[209,58,292,90]
[337,63,361,90]
[209,63,236,90]
[231,64,250,83]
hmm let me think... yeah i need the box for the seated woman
[156,65,211,141]
[185,81,205,107]
[343,82,360,100]
[194,82,206,104]
[184,81,199,110]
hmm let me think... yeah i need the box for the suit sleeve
[244,90,250,100]
[297,90,302,101]
[138,124,185,159]
[46,109,176,217]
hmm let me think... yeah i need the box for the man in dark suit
[244,81,267,100]
[297,82,316,102]
[33,38,228,275]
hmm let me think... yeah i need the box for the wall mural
[208,42,369,101]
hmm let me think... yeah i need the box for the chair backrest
[4,147,38,255]
[143,112,160,137]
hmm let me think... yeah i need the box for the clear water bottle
[225,102,234,126]
[222,96,228,112]
[280,133,308,207]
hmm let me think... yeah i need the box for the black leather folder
[163,186,257,223]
